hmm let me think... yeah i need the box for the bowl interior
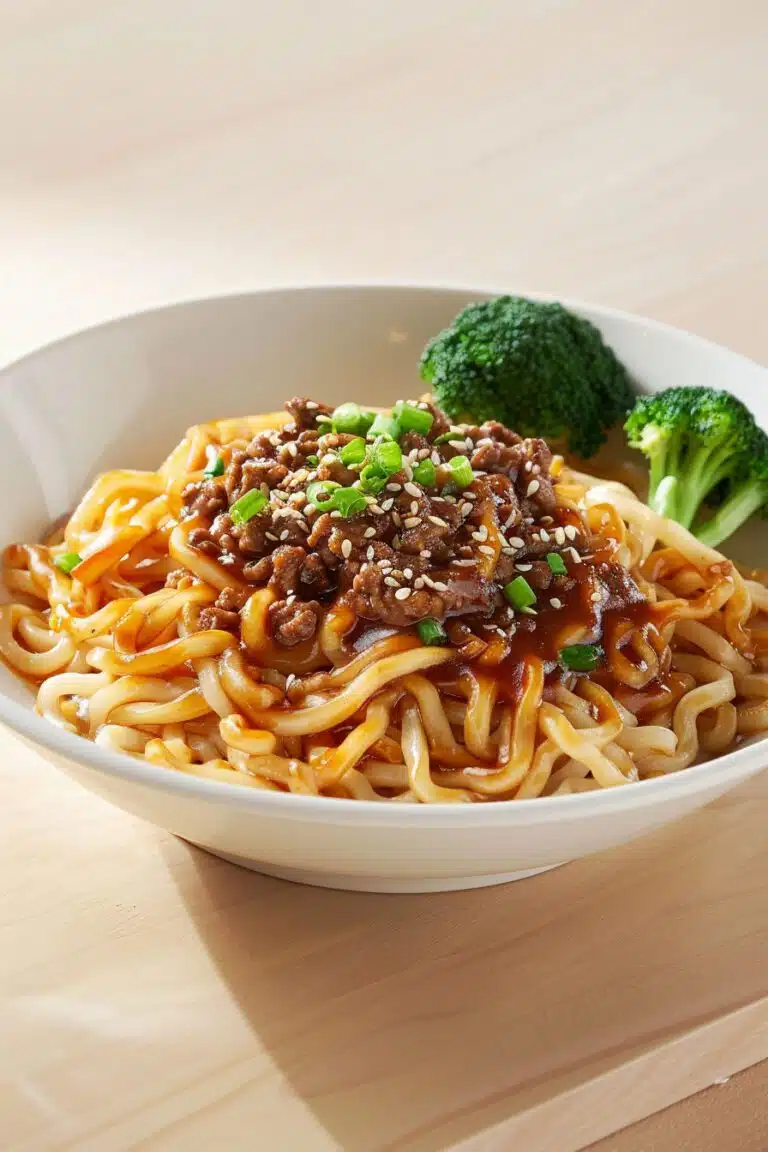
[0,283,766,721]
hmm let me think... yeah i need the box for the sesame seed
[305,400,318,409]
[524,461,532,472]
[508,536,525,549]
[392,535,401,548]
[366,546,375,561]
[364,526,377,538]
[386,482,401,492]
[395,587,411,600]
[368,504,384,515]
[340,539,352,558]
[591,591,602,602]
[516,563,532,572]
[453,559,475,566]
[414,577,425,589]
[405,483,421,498]
[285,441,298,456]
[419,549,431,558]
[384,577,400,588]
[554,526,566,544]
[526,480,540,497]
[280,530,290,541]
[539,528,550,543]
[422,575,437,589]
[432,581,448,592]
[431,451,441,466]
[321,453,336,466]
[532,464,541,474]
[265,532,278,541]
[381,499,394,512]
[428,515,448,527]
[403,516,420,528]
[568,547,582,564]
[286,593,296,606]
[316,414,331,423]
[478,545,495,556]
[330,510,342,519]
[460,502,473,517]
[541,515,553,525]
[392,512,403,528]
[550,598,563,609]
[410,501,419,515]
[443,494,457,504]
[565,525,578,540]
[285,674,296,690]
[521,607,538,616]
[472,525,488,542]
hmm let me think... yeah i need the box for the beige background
[0,1,766,1149]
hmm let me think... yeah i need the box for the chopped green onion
[359,464,387,494]
[369,438,402,476]
[504,576,537,611]
[230,489,267,525]
[305,454,319,468]
[559,644,604,672]
[433,429,466,445]
[394,402,434,435]
[546,552,568,576]
[306,480,341,510]
[340,438,367,466]
[331,403,375,436]
[413,459,436,487]
[417,618,448,646]
[203,448,225,478]
[368,413,401,440]
[448,455,474,489]
[332,487,367,517]
[55,551,82,575]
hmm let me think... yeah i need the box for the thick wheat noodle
[401,702,474,803]
[639,654,735,774]
[1,416,767,804]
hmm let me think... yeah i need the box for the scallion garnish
[359,464,387,494]
[368,413,400,441]
[203,448,225,479]
[332,487,368,517]
[546,552,567,576]
[55,552,82,575]
[417,618,448,646]
[413,459,436,486]
[230,489,267,525]
[448,455,473,489]
[331,403,375,436]
[340,438,367,466]
[369,438,402,476]
[433,429,466,445]
[305,454,319,468]
[504,576,536,610]
[559,644,604,672]
[306,480,341,510]
[394,402,434,435]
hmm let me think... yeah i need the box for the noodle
[2,395,767,804]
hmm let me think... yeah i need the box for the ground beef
[269,597,322,646]
[180,395,602,651]
[199,586,248,633]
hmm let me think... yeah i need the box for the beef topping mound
[183,396,609,655]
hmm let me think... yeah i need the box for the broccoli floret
[420,296,635,457]
[624,386,768,547]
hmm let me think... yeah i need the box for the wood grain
[0,2,767,1150]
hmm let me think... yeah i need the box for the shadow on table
[161,797,765,1152]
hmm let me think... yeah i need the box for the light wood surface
[0,3,767,1150]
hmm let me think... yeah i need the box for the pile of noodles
[1,412,767,803]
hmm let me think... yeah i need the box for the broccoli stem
[674,441,739,529]
[695,481,768,548]
[650,475,680,520]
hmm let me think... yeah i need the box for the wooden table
[0,3,766,1149]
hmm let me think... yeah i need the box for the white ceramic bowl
[1,285,767,893]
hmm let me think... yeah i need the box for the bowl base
[199,847,566,892]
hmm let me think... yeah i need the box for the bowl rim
[1,279,766,824]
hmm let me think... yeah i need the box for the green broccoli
[419,296,635,458]
[624,386,768,548]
